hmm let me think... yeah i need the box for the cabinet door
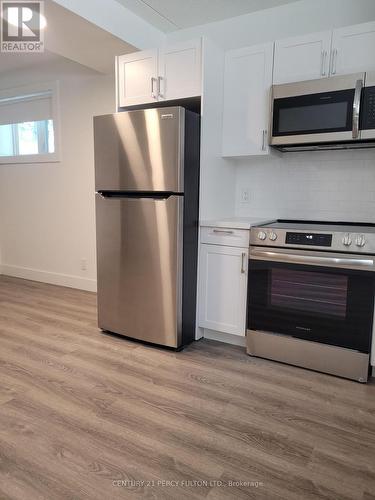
[198,244,248,336]
[118,49,158,107]
[273,31,332,84]
[222,43,274,157]
[331,21,375,76]
[158,39,202,101]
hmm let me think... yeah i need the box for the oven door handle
[250,247,375,271]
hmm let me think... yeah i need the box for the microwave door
[271,73,365,146]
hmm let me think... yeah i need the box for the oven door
[271,73,365,146]
[248,247,375,353]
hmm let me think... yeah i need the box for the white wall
[0,59,115,291]
[167,0,375,223]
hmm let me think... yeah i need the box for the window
[0,82,60,163]
[0,120,55,156]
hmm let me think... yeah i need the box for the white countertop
[200,217,274,230]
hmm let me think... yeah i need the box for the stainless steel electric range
[247,220,375,382]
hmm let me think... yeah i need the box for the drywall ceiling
[114,0,300,32]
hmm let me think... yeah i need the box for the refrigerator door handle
[96,191,180,200]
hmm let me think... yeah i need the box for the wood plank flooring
[0,275,374,500]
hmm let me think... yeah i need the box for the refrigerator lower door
[96,193,183,348]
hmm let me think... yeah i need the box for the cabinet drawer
[200,227,249,247]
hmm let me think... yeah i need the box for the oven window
[278,102,348,133]
[270,268,348,318]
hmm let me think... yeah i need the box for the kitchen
[1,0,375,499]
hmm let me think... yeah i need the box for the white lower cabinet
[198,243,248,336]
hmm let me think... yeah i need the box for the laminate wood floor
[0,276,374,500]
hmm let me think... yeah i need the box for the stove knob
[269,231,277,241]
[257,231,267,241]
[355,234,366,247]
[342,233,352,246]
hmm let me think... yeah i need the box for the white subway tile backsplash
[235,150,375,222]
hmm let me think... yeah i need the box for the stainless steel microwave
[270,72,375,151]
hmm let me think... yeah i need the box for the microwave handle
[352,78,363,139]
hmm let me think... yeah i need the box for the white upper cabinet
[273,22,375,86]
[331,21,375,75]
[117,39,201,107]
[273,31,332,84]
[158,39,202,101]
[222,42,274,157]
[118,50,158,107]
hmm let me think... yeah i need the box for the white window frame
[0,81,61,164]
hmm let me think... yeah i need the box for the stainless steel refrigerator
[94,107,200,348]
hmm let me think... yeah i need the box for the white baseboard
[0,264,97,292]
[203,328,246,347]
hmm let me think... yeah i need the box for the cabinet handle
[321,50,327,76]
[330,48,337,75]
[212,229,234,234]
[158,76,163,98]
[262,129,267,151]
[151,77,157,99]
[241,252,246,274]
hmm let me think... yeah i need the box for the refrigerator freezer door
[96,193,183,348]
[94,107,185,192]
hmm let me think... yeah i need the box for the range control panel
[250,225,375,254]
[285,232,332,246]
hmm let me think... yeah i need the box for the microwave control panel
[285,232,332,246]
[361,86,375,130]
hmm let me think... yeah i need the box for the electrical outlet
[240,188,251,203]
[80,258,87,271]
